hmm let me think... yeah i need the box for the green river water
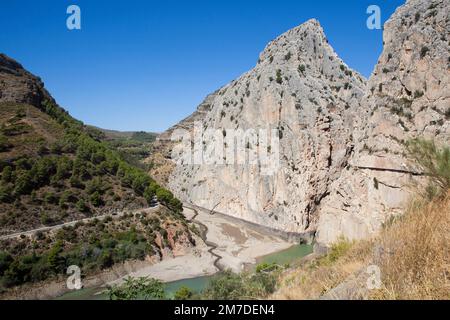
[57,244,313,300]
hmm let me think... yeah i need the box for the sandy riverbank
[2,206,297,299]
[107,207,295,286]
[107,233,218,286]
[190,208,295,272]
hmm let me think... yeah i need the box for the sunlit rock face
[167,19,366,235]
[159,0,449,247]
[316,0,450,246]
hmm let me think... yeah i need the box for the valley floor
[107,206,295,286]
[2,205,297,299]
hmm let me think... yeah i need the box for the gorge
[0,0,448,300]
[151,0,449,249]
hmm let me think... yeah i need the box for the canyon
[0,0,448,300]
[152,0,449,248]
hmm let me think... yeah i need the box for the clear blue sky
[0,0,405,132]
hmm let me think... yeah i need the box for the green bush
[284,51,292,61]
[40,212,53,226]
[445,107,450,120]
[201,269,278,300]
[420,46,430,59]
[0,252,13,274]
[90,191,103,207]
[319,238,353,266]
[298,64,306,74]
[76,199,89,212]
[174,286,193,300]
[1,166,13,183]
[0,134,11,152]
[108,277,166,300]
[0,185,13,203]
[276,69,283,84]
[407,139,450,197]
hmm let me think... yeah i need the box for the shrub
[414,12,420,23]
[13,171,34,196]
[1,166,13,183]
[0,251,13,274]
[174,286,193,300]
[298,64,306,74]
[373,177,379,190]
[90,191,103,207]
[319,238,353,265]
[108,277,166,300]
[0,135,11,152]
[420,46,429,59]
[276,70,283,84]
[40,213,53,226]
[46,241,64,272]
[406,139,450,197]
[284,51,292,61]
[76,199,89,213]
[43,192,58,205]
[414,90,424,98]
[69,174,84,189]
[201,269,278,300]
[0,185,13,203]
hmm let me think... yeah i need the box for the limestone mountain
[315,0,449,246]
[157,19,367,239]
[156,0,449,247]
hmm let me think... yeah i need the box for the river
[57,243,312,300]
[57,205,313,300]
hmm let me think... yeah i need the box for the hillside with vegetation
[89,126,157,169]
[0,54,191,294]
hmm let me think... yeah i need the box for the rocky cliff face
[0,54,55,108]
[166,19,366,236]
[159,0,449,246]
[315,0,449,246]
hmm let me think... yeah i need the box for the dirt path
[0,205,160,241]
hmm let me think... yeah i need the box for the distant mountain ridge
[88,125,158,143]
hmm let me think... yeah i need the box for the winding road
[0,205,160,241]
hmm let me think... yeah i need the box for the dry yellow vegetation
[274,139,449,300]
[272,192,449,300]
[372,193,449,299]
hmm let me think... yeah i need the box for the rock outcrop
[0,54,55,108]
[315,0,449,246]
[165,19,367,236]
[157,0,449,247]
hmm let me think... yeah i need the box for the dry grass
[273,192,449,300]
[372,192,449,299]
[272,239,373,300]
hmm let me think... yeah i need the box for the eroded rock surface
[155,0,449,247]
[316,0,449,245]
[166,19,366,235]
